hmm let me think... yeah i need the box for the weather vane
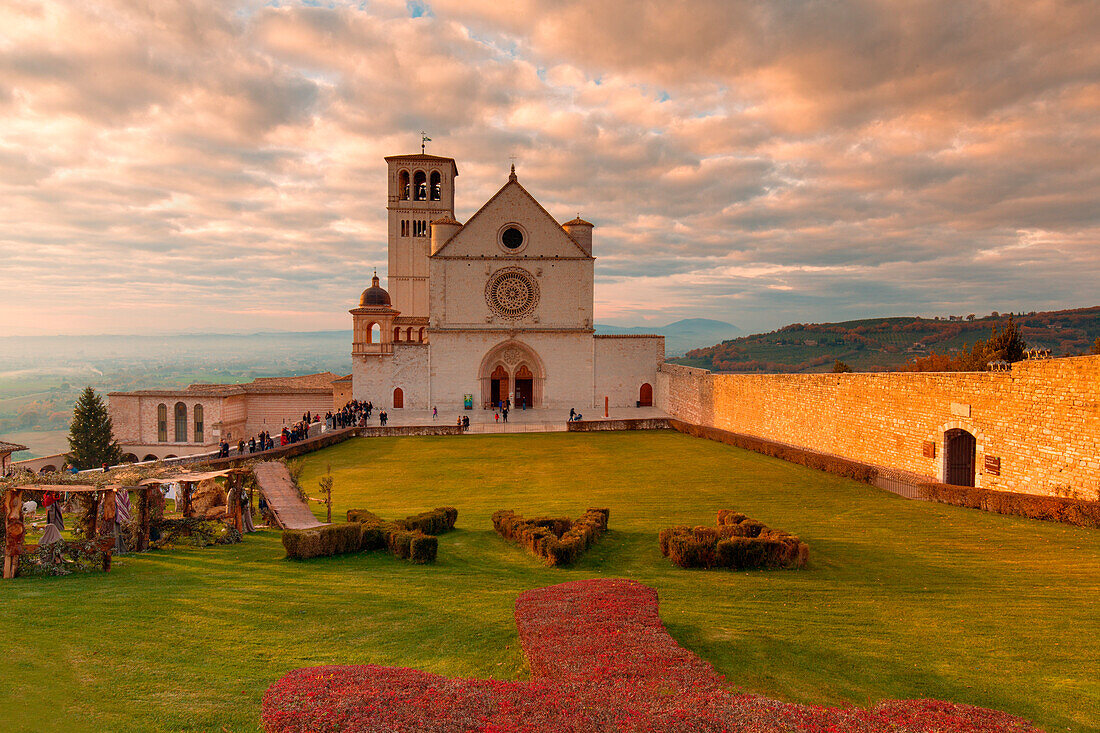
[420,131,431,154]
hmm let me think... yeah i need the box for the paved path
[253,461,326,530]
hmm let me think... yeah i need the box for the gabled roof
[432,176,592,258]
[563,216,594,227]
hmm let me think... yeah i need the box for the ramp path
[253,462,326,530]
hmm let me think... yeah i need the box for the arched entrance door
[944,429,976,486]
[639,382,653,406]
[489,365,509,406]
[393,387,404,409]
[514,365,534,408]
[479,341,546,408]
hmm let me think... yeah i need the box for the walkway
[253,461,326,530]
[376,406,668,434]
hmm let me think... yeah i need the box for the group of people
[324,400,374,430]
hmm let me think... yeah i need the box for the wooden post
[136,486,152,551]
[180,481,194,518]
[3,488,24,580]
[100,490,117,573]
[228,474,243,533]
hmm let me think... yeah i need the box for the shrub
[492,508,610,566]
[342,506,454,563]
[660,510,808,570]
[668,419,879,484]
[390,506,459,535]
[918,482,1100,529]
[282,522,362,560]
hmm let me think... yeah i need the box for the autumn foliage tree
[905,317,1027,372]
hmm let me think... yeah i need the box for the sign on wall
[984,455,1001,475]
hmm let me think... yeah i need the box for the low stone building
[1,439,28,475]
[108,373,338,461]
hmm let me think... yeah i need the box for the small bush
[282,522,363,560]
[668,420,878,483]
[492,508,610,566]
[918,482,1100,529]
[390,507,459,535]
[342,506,455,563]
[660,510,808,570]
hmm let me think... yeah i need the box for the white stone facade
[351,153,663,411]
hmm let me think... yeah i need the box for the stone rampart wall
[656,357,1100,499]
[567,418,671,432]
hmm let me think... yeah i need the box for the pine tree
[68,386,122,470]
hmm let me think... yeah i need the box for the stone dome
[359,273,392,308]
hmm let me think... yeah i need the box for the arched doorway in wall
[639,382,653,407]
[944,428,976,486]
[489,365,509,406]
[142,454,158,462]
[479,341,546,408]
[514,365,535,408]
[393,387,404,409]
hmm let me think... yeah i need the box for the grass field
[2,431,1098,732]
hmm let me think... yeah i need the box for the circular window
[485,267,540,319]
[501,226,524,250]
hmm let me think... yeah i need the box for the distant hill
[670,306,1100,373]
[595,318,742,356]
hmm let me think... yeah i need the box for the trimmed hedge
[282,522,365,560]
[667,419,878,483]
[492,508,610,566]
[659,510,808,570]
[283,506,457,563]
[918,482,1100,529]
[391,507,459,535]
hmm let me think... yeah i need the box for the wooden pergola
[2,467,251,579]
[139,468,251,532]
[2,483,159,579]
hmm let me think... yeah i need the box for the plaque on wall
[922,441,936,458]
[984,455,1001,475]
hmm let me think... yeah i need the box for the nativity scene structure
[349,152,664,411]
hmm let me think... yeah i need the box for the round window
[501,227,524,249]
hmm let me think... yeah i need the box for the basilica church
[349,152,664,411]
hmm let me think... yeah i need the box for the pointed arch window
[157,404,168,442]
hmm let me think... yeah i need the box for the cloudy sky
[2,0,1098,336]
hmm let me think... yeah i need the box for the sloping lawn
[1,431,1097,732]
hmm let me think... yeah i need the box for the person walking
[432,406,438,420]
[502,407,509,423]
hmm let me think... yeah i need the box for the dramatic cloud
[1,0,1097,336]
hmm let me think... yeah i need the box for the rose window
[485,268,539,319]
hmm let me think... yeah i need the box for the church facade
[350,153,663,411]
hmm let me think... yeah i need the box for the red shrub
[262,579,1041,732]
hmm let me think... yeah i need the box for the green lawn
[2,432,1097,732]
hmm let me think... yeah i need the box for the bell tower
[384,149,458,319]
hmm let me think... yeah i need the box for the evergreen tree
[68,386,122,470]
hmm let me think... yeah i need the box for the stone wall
[567,417,671,432]
[593,335,665,408]
[656,357,1100,499]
